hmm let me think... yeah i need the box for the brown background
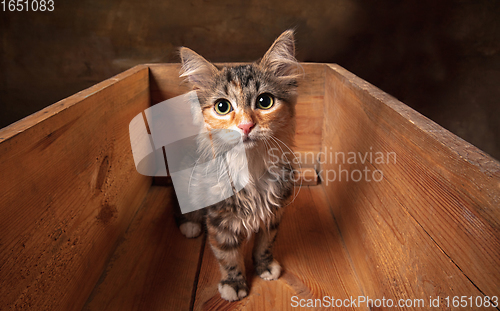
[1,0,499,159]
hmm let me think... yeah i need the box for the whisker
[258,137,274,181]
[270,135,302,207]
[187,155,203,195]
[269,136,295,173]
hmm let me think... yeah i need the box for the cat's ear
[179,47,217,89]
[260,30,299,78]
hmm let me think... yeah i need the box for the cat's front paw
[218,280,248,301]
[179,222,202,238]
[257,260,281,281]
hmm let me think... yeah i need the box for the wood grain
[294,168,318,186]
[321,64,500,308]
[294,63,325,153]
[193,186,364,311]
[293,151,320,186]
[0,65,151,310]
[84,186,204,311]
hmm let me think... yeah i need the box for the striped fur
[176,30,299,301]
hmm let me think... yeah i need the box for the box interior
[0,63,498,310]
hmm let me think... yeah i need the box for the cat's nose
[238,122,255,135]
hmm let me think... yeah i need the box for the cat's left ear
[179,47,218,89]
[260,30,299,78]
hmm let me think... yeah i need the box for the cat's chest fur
[207,146,294,235]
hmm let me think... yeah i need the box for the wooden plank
[321,64,500,307]
[147,63,325,153]
[292,151,320,168]
[292,151,320,186]
[294,63,325,153]
[84,186,204,311]
[0,65,151,310]
[293,186,364,307]
[148,64,191,105]
[294,94,324,153]
[294,168,318,186]
[193,186,364,310]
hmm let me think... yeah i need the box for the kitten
[176,30,299,302]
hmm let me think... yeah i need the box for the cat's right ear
[260,30,300,79]
[179,47,217,89]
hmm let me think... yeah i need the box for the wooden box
[1,64,499,310]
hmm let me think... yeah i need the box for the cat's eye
[214,99,233,115]
[256,94,274,110]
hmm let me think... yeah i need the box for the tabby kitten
[177,30,299,301]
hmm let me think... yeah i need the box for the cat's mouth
[242,135,257,148]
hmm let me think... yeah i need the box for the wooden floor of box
[83,185,364,311]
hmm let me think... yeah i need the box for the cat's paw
[218,280,248,301]
[258,260,281,281]
[179,222,202,238]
